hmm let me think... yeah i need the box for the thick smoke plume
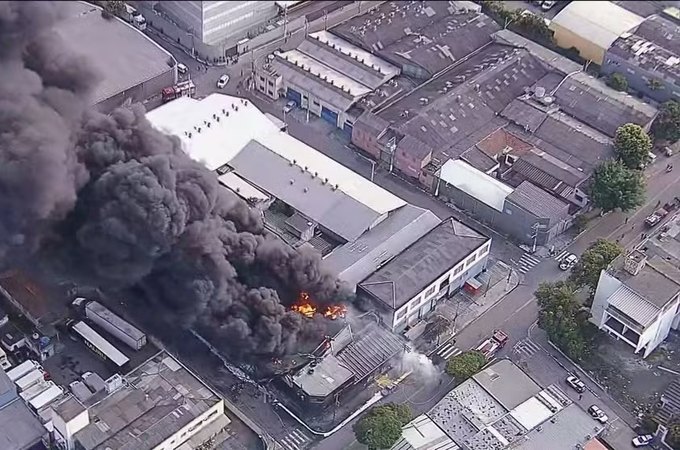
[0,1,344,361]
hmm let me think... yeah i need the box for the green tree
[614,123,652,169]
[536,281,591,361]
[607,73,628,92]
[569,239,622,292]
[353,403,412,449]
[648,78,664,91]
[445,350,487,380]
[590,160,645,213]
[512,12,553,43]
[652,100,680,143]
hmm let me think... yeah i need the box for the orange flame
[291,292,347,320]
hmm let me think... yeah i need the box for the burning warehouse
[281,314,405,408]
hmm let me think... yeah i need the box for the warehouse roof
[473,359,541,411]
[55,2,173,105]
[332,1,499,76]
[391,414,459,450]
[515,404,604,450]
[146,94,406,216]
[506,181,569,224]
[0,399,46,450]
[322,204,441,287]
[550,1,644,51]
[73,351,222,450]
[359,218,488,310]
[439,160,513,212]
[510,150,587,191]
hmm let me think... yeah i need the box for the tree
[536,281,591,361]
[446,350,487,380]
[590,160,645,213]
[652,101,680,143]
[615,123,652,169]
[648,78,664,91]
[569,239,622,292]
[353,403,412,449]
[607,73,628,92]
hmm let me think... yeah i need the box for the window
[424,284,437,298]
[268,80,274,86]
[574,193,584,202]
[396,309,407,320]
[259,76,265,82]
[313,100,320,106]
[268,89,274,96]
[454,265,463,275]
[467,253,477,265]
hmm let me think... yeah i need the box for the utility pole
[531,222,540,254]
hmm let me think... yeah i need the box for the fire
[291,292,347,320]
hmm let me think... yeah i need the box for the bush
[607,73,628,92]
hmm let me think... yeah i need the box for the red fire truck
[161,80,196,103]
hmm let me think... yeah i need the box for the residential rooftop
[358,218,488,310]
[332,1,499,77]
[610,253,680,311]
[609,15,680,84]
[56,1,173,105]
[72,351,221,450]
[0,399,47,450]
[472,359,542,411]
[506,181,570,224]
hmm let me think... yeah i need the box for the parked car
[588,405,609,423]
[565,375,586,393]
[541,0,557,10]
[559,254,578,270]
[176,63,188,75]
[632,434,653,447]
[216,74,230,89]
[283,100,296,113]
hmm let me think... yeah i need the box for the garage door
[343,122,353,136]
[321,106,338,126]
[286,88,302,106]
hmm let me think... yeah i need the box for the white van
[177,63,188,75]
[0,347,11,371]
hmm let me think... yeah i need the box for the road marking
[279,428,312,450]
[554,250,569,261]
[513,338,542,358]
[433,342,463,360]
[517,253,541,274]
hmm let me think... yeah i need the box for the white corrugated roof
[439,159,512,212]
[550,1,644,50]
[608,285,660,327]
[146,94,406,215]
[393,414,460,450]
[217,172,269,202]
[510,396,553,431]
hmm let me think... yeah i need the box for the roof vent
[323,177,328,184]
[313,172,318,178]
[534,86,546,98]
[197,127,201,133]
[624,250,647,276]
[289,179,295,185]
[303,187,309,193]
[188,132,192,138]
[293,159,297,165]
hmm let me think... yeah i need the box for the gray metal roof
[506,181,570,224]
[55,2,173,105]
[472,359,541,411]
[461,146,497,173]
[607,285,660,327]
[292,355,354,398]
[514,404,604,450]
[322,204,441,287]
[336,322,404,381]
[73,352,220,450]
[655,378,680,426]
[511,150,587,191]
[0,399,46,450]
[54,396,87,422]
[358,218,488,310]
[332,1,499,76]
[230,140,380,242]
[610,254,680,310]
[500,99,548,133]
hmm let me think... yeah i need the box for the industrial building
[549,1,645,65]
[51,351,229,450]
[157,1,279,47]
[146,93,442,290]
[602,11,680,103]
[392,359,605,450]
[357,218,490,332]
[284,321,404,407]
[56,2,176,112]
[590,215,680,358]
[0,369,48,450]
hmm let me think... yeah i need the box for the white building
[590,248,680,358]
[357,218,490,332]
[146,94,441,289]
[51,351,229,450]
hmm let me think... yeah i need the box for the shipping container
[74,298,146,350]
[29,384,64,411]
[20,380,54,402]
[69,321,129,370]
[5,360,40,381]
[15,368,45,392]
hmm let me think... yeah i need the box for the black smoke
[0,1,345,361]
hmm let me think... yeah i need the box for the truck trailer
[6,360,41,382]
[73,298,146,350]
[161,80,196,103]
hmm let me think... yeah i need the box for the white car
[177,63,188,75]
[565,375,586,393]
[632,435,653,447]
[216,74,230,89]
[587,405,608,423]
[283,100,296,113]
[559,254,578,271]
[541,0,557,10]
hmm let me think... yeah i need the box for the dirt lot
[581,332,680,417]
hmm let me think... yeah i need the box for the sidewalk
[416,260,520,354]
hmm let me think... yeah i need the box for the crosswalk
[433,341,463,360]
[512,339,542,358]
[278,428,313,450]
[553,250,571,262]
[517,253,541,274]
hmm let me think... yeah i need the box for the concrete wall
[351,126,383,160]
[550,24,606,65]
[601,51,680,104]
[96,68,176,112]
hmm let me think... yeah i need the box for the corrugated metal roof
[217,172,269,202]
[550,1,644,51]
[506,181,569,224]
[439,160,513,212]
[392,414,460,450]
[608,285,659,327]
